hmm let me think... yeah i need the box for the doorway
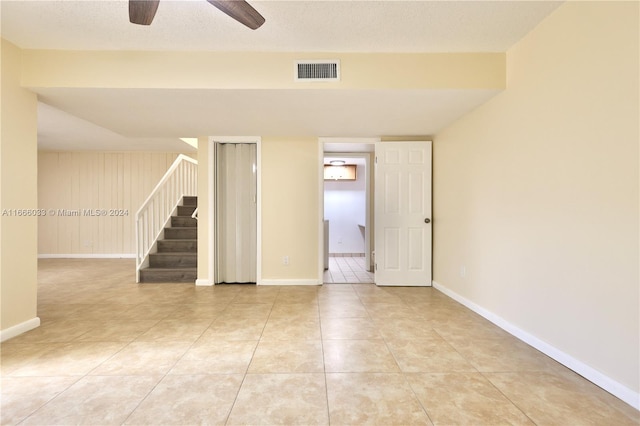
[318,138,433,287]
[320,138,377,284]
[211,139,261,285]
[323,155,373,283]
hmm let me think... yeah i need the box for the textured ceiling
[1,1,563,151]
[2,1,562,52]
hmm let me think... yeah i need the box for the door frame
[208,136,262,285]
[317,137,379,284]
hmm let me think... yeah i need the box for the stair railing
[135,154,198,282]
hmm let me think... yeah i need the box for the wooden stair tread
[150,252,197,256]
[140,195,198,283]
[142,267,196,271]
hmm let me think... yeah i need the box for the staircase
[139,196,197,283]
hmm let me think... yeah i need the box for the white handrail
[135,154,198,282]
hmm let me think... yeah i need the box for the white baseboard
[38,254,136,259]
[260,279,321,286]
[195,278,213,286]
[432,280,640,410]
[1,317,40,342]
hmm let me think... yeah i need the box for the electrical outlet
[460,266,466,278]
[283,256,289,266]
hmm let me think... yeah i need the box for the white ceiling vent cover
[295,60,340,82]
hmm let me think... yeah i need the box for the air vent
[295,60,340,82]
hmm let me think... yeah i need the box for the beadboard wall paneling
[38,152,181,255]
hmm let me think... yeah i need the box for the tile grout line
[317,285,333,425]
[478,370,539,425]
[14,261,636,425]
[223,286,280,426]
[8,373,84,424]
[355,288,435,424]
[7,298,167,423]
[119,296,216,425]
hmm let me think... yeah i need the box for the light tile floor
[324,256,374,283]
[1,259,638,425]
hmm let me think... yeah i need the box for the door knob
[424,218,431,224]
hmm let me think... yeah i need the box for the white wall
[433,1,639,406]
[324,163,366,254]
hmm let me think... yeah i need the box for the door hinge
[375,263,377,271]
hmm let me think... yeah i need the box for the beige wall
[261,137,320,282]
[1,40,39,334]
[22,51,504,90]
[197,137,210,283]
[433,1,639,398]
[197,137,320,285]
[38,151,181,255]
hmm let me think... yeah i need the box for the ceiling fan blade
[129,0,160,25]
[206,0,265,30]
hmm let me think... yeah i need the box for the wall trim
[260,279,321,286]
[38,254,136,259]
[432,280,640,410]
[195,278,213,287]
[1,317,40,342]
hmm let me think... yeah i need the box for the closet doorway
[215,141,258,284]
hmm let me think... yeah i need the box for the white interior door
[374,141,432,286]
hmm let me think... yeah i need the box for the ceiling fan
[129,0,265,30]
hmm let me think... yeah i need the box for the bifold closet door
[216,143,257,283]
